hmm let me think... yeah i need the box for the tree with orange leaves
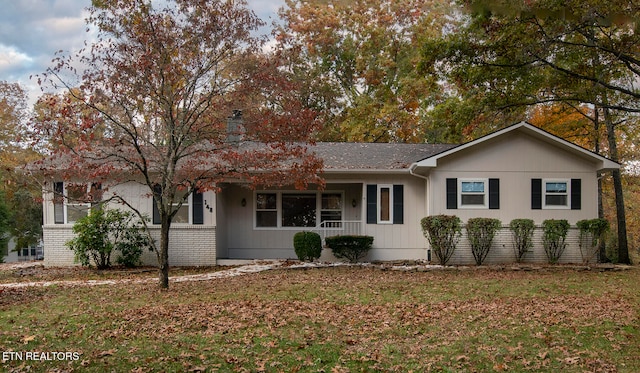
[33,0,323,288]
[274,0,452,142]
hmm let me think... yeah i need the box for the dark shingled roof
[27,141,458,175]
[309,142,457,170]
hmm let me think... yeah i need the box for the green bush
[325,235,374,263]
[421,215,461,265]
[542,219,570,264]
[293,231,322,262]
[66,206,151,269]
[466,218,502,266]
[577,218,610,264]
[509,219,535,263]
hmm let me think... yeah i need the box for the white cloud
[0,44,34,77]
[0,0,286,105]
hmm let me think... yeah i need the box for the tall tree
[8,189,43,252]
[34,0,322,288]
[275,0,451,142]
[0,192,10,259]
[422,0,640,263]
[0,81,43,256]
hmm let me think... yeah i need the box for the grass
[0,265,638,372]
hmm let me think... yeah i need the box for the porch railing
[313,220,362,242]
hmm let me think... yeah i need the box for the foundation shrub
[325,235,374,263]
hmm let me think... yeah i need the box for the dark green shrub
[509,219,535,263]
[420,215,461,265]
[466,218,501,265]
[293,231,322,262]
[577,218,610,264]
[542,219,570,264]
[66,206,151,269]
[325,235,374,263]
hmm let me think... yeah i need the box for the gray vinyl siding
[429,130,599,225]
[218,176,431,260]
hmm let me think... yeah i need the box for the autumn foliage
[33,0,323,287]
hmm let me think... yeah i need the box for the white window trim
[377,184,393,224]
[458,178,488,209]
[254,191,344,230]
[63,183,92,224]
[170,193,192,225]
[542,179,571,210]
[255,192,279,229]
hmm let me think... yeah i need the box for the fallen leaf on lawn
[99,349,117,357]
[22,335,35,344]
[564,356,580,365]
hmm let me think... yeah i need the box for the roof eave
[413,121,621,171]
[321,168,411,175]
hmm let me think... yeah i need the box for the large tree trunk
[604,109,630,264]
[593,108,608,262]
[158,216,171,288]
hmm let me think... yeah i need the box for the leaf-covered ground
[1,265,638,372]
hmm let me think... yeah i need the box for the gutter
[408,163,429,181]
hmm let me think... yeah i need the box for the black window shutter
[152,184,161,225]
[489,178,500,210]
[531,179,542,209]
[366,184,377,224]
[571,179,581,210]
[54,182,64,224]
[90,183,102,209]
[192,190,204,224]
[446,178,457,209]
[393,185,404,224]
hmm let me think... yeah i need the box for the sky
[0,0,286,105]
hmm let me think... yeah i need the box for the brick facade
[43,225,216,267]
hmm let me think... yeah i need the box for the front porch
[215,182,365,260]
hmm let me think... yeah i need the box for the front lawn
[1,266,638,372]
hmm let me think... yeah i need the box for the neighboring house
[40,122,619,266]
[2,238,44,263]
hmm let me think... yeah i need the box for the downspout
[409,163,430,216]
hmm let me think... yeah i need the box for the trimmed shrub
[577,218,609,264]
[66,206,151,269]
[293,231,322,262]
[466,218,502,265]
[542,219,570,264]
[421,215,461,265]
[325,235,374,263]
[509,219,535,263]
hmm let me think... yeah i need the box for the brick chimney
[226,109,243,145]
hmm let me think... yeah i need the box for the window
[152,188,204,225]
[321,193,343,222]
[366,184,403,224]
[172,189,190,223]
[65,184,91,223]
[544,180,569,208]
[53,182,102,224]
[256,193,277,227]
[282,194,316,227]
[531,178,581,210]
[446,178,499,210]
[459,179,487,208]
[378,185,393,224]
[254,191,343,229]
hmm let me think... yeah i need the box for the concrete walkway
[0,260,294,289]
